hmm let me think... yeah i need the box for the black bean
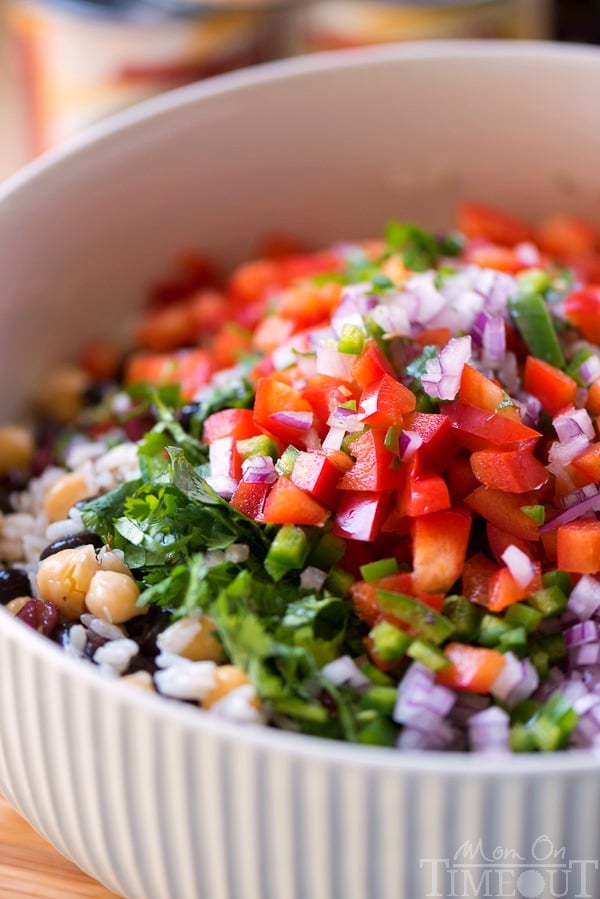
[126,607,169,658]
[17,599,59,637]
[0,568,32,604]
[83,630,108,660]
[0,487,13,514]
[84,381,116,407]
[39,532,104,561]
[179,403,200,432]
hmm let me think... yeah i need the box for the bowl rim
[2,39,600,776]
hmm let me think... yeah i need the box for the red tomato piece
[338,429,403,492]
[411,509,471,594]
[230,481,271,520]
[302,375,357,434]
[262,477,330,526]
[470,446,549,493]
[523,357,578,418]
[437,643,506,693]
[358,374,416,427]
[457,202,533,246]
[333,491,390,542]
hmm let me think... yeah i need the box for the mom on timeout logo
[420,835,598,898]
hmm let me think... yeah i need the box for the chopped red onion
[564,620,600,647]
[399,429,422,461]
[270,410,313,432]
[369,300,411,338]
[422,335,472,401]
[320,655,371,690]
[209,438,235,479]
[562,483,600,510]
[468,706,510,754]
[316,341,355,381]
[514,242,541,267]
[567,575,600,620]
[491,653,538,707]
[322,426,345,451]
[579,355,600,386]
[539,489,600,533]
[300,566,328,592]
[553,406,595,442]
[569,643,600,668]
[242,455,276,484]
[501,544,536,589]
[396,721,454,750]
[514,391,542,427]
[205,475,238,499]
[404,272,447,325]
[328,406,363,432]
[482,317,506,367]
[548,433,592,469]
[448,693,489,727]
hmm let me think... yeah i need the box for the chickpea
[37,544,100,620]
[99,548,134,578]
[0,425,34,476]
[121,670,155,692]
[43,472,90,523]
[158,614,225,663]
[4,596,31,615]
[202,665,250,709]
[85,570,145,624]
[35,366,89,424]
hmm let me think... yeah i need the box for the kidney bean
[17,599,59,637]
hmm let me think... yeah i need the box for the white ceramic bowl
[1,41,600,899]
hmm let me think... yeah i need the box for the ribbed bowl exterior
[1,616,599,899]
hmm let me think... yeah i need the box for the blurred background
[0,0,598,178]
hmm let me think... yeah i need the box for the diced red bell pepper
[464,486,542,542]
[358,374,416,427]
[401,411,455,472]
[487,563,542,612]
[290,450,352,508]
[394,453,451,517]
[563,287,600,345]
[230,481,271,520]
[556,520,600,574]
[459,364,520,420]
[262,477,330,526]
[414,328,452,349]
[523,357,578,418]
[202,408,258,445]
[463,243,523,274]
[535,215,598,259]
[457,202,533,246]
[572,442,600,483]
[447,451,480,502]
[333,491,390,542]
[486,523,537,567]
[411,508,472,593]
[461,553,498,607]
[253,377,314,447]
[252,315,296,353]
[587,379,600,416]
[302,374,356,433]
[277,281,342,328]
[351,339,395,389]
[470,446,549,494]
[124,348,213,401]
[443,401,540,451]
[228,258,281,305]
[437,643,506,693]
[338,429,403,492]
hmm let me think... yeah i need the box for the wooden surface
[0,796,120,899]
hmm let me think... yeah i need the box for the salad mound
[2,201,600,752]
